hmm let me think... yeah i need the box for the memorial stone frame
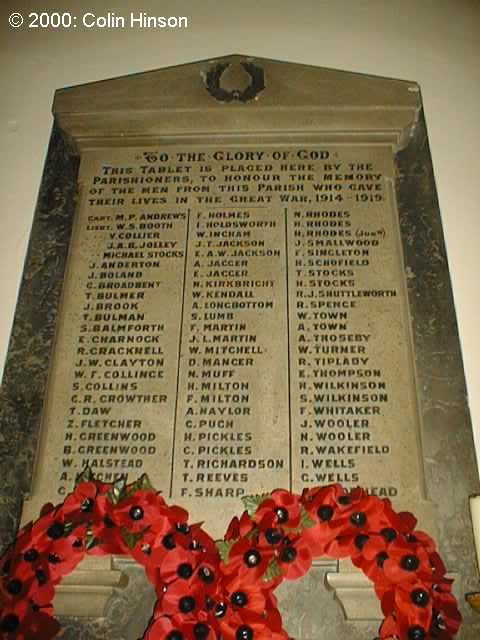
[0,55,479,639]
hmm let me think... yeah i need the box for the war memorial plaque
[1,56,479,638]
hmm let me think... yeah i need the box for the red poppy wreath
[0,470,461,640]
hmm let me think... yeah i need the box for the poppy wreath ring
[0,470,461,640]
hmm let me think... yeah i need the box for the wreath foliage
[0,470,461,639]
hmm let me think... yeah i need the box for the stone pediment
[53,54,420,147]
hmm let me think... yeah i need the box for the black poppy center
[214,602,228,618]
[129,506,144,521]
[380,528,397,542]
[275,507,289,523]
[317,505,334,522]
[103,515,115,528]
[0,614,19,633]
[243,549,261,567]
[194,623,210,640]
[376,551,388,568]
[177,563,193,579]
[24,548,39,563]
[354,534,369,551]
[401,554,420,572]
[179,595,196,613]
[81,498,94,512]
[176,522,190,534]
[47,521,65,540]
[199,566,214,583]
[407,625,426,640]
[236,625,254,640]
[338,495,351,505]
[166,631,183,640]
[6,578,22,595]
[280,546,297,563]
[162,534,176,550]
[232,591,248,607]
[350,512,366,528]
[432,610,444,630]
[265,528,282,545]
[410,589,430,607]
[36,569,47,585]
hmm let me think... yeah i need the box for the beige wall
[1,0,479,468]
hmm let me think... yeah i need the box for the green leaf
[120,527,145,550]
[262,557,282,582]
[107,475,128,505]
[299,505,316,529]
[75,465,95,485]
[126,473,155,497]
[284,506,316,534]
[241,493,271,517]
[245,527,259,541]
[136,473,154,492]
[216,539,236,564]
[64,520,75,535]
[85,526,100,551]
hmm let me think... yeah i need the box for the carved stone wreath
[204,62,265,103]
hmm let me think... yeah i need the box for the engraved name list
[29,143,424,537]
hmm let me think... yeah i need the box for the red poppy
[192,558,219,598]
[144,616,216,640]
[218,606,289,640]
[24,611,59,639]
[392,580,433,639]
[148,504,190,537]
[129,527,164,568]
[144,545,174,591]
[188,523,219,560]
[301,519,339,558]
[302,486,391,558]
[29,507,67,553]
[39,503,55,517]
[378,612,400,639]
[146,609,216,640]
[262,605,290,640]
[110,489,169,533]
[329,492,400,549]
[160,578,208,625]
[62,481,100,516]
[141,520,218,589]
[0,569,38,606]
[41,522,89,579]
[159,546,201,585]
[301,483,344,517]
[221,537,272,581]
[253,490,302,529]
[225,511,254,541]
[382,538,435,585]
[350,534,393,595]
[276,535,312,580]
[430,580,462,637]
[211,572,284,638]
[0,599,60,640]
[221,574,268,615]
